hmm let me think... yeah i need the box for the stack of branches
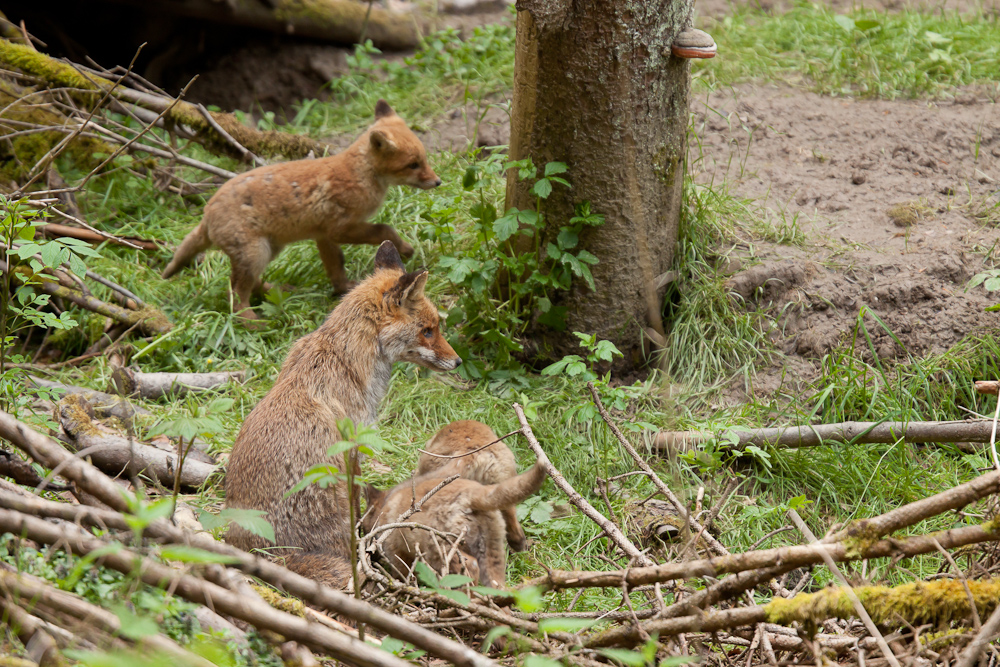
[1,378,999,665]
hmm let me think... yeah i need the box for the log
[0,260,172,337]
[57,395,218,490]
[27,375,151,423]
[0,39,331,161]
[655,419,1000,455]
[38,223,162,251]
[110,367,245,400]
[0,450,70,491]
[100,0,422,51]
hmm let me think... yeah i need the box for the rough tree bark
[506,0,694,370]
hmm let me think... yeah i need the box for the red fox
[223,241,461,587]
[363,463,546,588]
[161,100,441,320]
[417,420,529,552]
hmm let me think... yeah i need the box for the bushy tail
[161,222,212,278]
[470,462,545,512]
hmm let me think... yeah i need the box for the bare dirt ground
[691,84,1000,394]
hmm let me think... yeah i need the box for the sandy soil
[690,84,1000,395]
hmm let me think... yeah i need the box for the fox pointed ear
[374,240,405,272]
[374,99,395,119]
[385,270,429,307]
[369,129,397,154]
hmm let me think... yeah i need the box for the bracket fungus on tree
[670,28,717,59]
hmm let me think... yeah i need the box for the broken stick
[110,367,245,400]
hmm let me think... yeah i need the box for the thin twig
[196,102,265,167]
[417,430,520,459]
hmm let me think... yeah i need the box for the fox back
[363,462,545,587]
[223,241,461,586]
[417,420,529,551]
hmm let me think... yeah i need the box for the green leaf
[413,561,440,588]
[482,626,510,652]
[524,657,563,667]
[544,162,568,176]
[200,508,276,543]
[435,588,470,605]
[599,648,650,667]
[112,605,159,640]
[471,586,508,597]
[512,585,543,613]
[833,14,855,32]
[556,228,578,250]
[854,19,880,31]
[576,249,599,265]
[494,210,520,242]
[530,500,553,524]
[533,178,553,199]
[924,30,952,45]
[537,297,552,313]
[538,618,595,633]
[438,574,473,589]
[158,545,240,564]
[40,242,64,269]
[984,277,1000,292]
[462,165,479,189]
[69,254,87,278]
[546,242,562,260]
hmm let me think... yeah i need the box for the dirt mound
[693,83,1000,391]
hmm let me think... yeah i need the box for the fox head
[368,100,442,190]
[373,242,461,372]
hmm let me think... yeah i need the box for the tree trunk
[506,0,693,371]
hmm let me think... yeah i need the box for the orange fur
[417,421,529,552]
[224,241,461,587]
[363,463,545,588]
[162,100,440,319]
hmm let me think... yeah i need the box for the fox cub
[363,462,545,588]
[223,241,461,587]
[162,100,440,320]
[417,420,529,552]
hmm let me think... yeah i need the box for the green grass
[3,9,1000,661]
[697,3,1000,98]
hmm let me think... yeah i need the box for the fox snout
[417,173,442,190]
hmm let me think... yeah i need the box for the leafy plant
[431,155,605,380]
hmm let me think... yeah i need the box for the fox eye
[423,327,434,338]
[408,162,420,170]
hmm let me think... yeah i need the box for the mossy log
[0,39,330,161]
[108,0,421,51]
[1,259,172,337]
[57,395,218,490]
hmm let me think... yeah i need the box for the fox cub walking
[363,462,545,588]
[162,100,440,320]
[417,420,530,552]
[223,241,461,586]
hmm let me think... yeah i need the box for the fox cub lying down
[364,420,544,588]
[162,100,440,320]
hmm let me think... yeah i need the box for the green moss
[765,579,1000,628]
[841,519,882,559]
[57,394,104,438]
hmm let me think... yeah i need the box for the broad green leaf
[494,211,520,242]
[482,625,510,652]
[985,276,1000,292]
[557,228,578,250]
[413,561,440,588]
[599,648,649,667]
[533,178,553,199]
[158,545,240,564]
[112,605,159,640]
[201,508,276,543]
[854,19,880,31]
[438,574,473,588]
[435,588,470,605]
[512,585,543,612]
[833,14,854,31]
[524,657,564,667]
[544,162,568,176]
[530,501,553,524]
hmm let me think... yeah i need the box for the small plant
[431,154,604,379]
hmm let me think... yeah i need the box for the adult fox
[223,241,461,586]
[162,100,440,320]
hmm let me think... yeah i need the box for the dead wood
[0,566,215,666]
[0,587,66,667]
[0,39,329,161]
[0,260,171,336]
[103,0,421,51]
[26,375,151,423]
[0,413,502,667]
[56,395,218,489]
[512,402,654,566]
[110,367,246,400]
[37,223,162,251]
[0,449,69,491]
[956,602,1000,667]
[655,419,1000,454]
[0,507,424,667]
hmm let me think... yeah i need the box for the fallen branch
[656,419,1000,454]
[512,402,654,566]
[0,411,502,667]
[38,222,162,251]
[57,395,218,490]
[0,259,171,337]
[0,450,70,491]
[0,39,329,161]
[0,584,67,667]
[0,507,414,667]
[110,367,246,400]
[956,602,1000,667]
[27,375,151,423]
